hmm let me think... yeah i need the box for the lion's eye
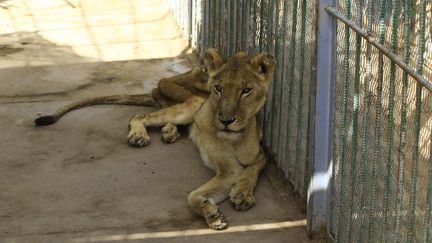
[241,88,252,95]
[215,85,222,93]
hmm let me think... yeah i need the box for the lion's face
[204,50,275,133]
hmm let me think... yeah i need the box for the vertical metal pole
[188,0,192,43]
[200,0,207,58]
[307,0,336,235]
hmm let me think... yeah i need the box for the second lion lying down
[36,49,275,230]
[127,49,275,230]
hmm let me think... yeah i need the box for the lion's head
[203,49,275,134]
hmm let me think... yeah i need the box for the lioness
[128,49,275,230]
[35,49,275,230]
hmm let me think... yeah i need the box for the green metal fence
[329,0,432,242]
[166,0,432,242]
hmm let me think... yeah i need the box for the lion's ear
[250,53,275,81]
[204,48,224,75]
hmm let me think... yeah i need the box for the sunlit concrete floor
[0,1,320,242]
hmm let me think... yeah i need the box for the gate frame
[306,0,337,236]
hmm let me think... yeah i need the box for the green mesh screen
[331,0,432,242]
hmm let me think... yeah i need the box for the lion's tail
[34,94,157,126]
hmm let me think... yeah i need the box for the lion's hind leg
[128,96,205,147]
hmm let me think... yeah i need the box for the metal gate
[165,0,432,242]
[328,0,432,242]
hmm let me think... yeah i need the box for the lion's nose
[219,117,236,127]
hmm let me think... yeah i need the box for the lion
[128,49,275,230]
[35,49,275,230]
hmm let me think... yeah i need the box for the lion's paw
[161,123,181,144]
[205,208,228,230]
[128,131,150,147]
[128,126,150,147]
[230,180,256,211]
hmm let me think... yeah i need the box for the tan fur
[34,67,209,126]
[128,49,275,230]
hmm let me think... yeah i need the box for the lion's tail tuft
[35,115,58,126]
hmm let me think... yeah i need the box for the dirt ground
[0,1,320,242]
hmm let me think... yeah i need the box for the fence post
[187,0,192,44]
[307,0,337,236]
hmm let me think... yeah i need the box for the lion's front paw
[128,130,150,147]
[161,123,181,144]
[128,124,150,147]
[229,179,256,211]
[205,208,228,230]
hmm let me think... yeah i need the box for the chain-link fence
[330,0,432,242]
[165,0,432,242]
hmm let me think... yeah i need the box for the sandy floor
[0,1,319,242]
